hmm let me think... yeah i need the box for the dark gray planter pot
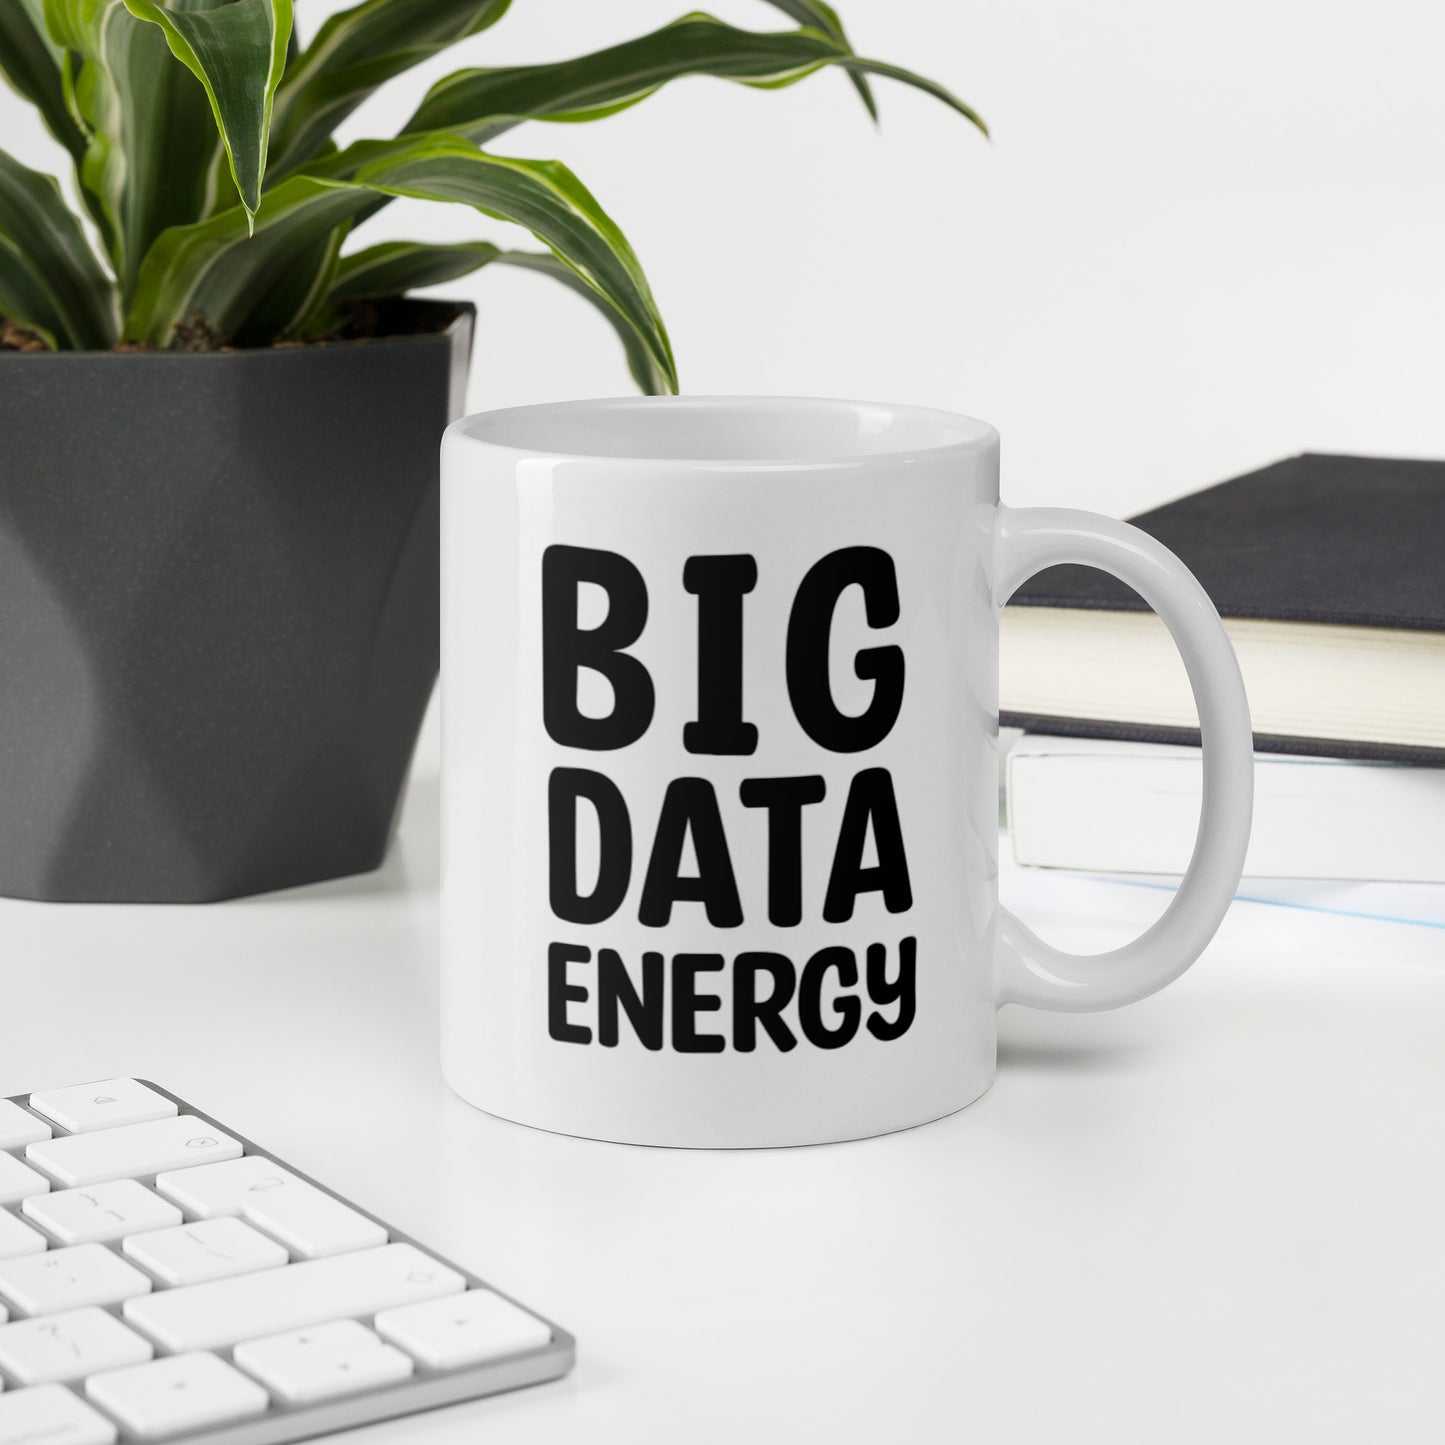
[0,301,473,903]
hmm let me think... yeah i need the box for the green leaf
[403,12,985,143]
[0,237,64,349]
[125,175,361,346]
[327,240,673,393]
[122,0,293,226]
[246,222,348,345]
[488,250,675,396]
[329,239,501,301]
[0,148,118,349]
[269,0,511,176]
[44,0,237,296]
[836,56,986,136]
[0,0,88,157]
[757,0,876,119]
[335,138,675,388]
[124,134,676,392]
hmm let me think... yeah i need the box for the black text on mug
[541,543,918,1056]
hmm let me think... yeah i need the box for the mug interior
[451,396,996,466]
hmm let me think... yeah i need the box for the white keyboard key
[26,1117,241,1188]
[0,1384,117,1445]
[86,1352,268,1440]
[23,1181,182,1246]
[0,1306,153,1385]
[28,1080,176,1135]
[157,1157,386,1259]
[124,1242,464,1352]
[0,1211,46,1261]
[233,1318,378,1371]
[235,1322,413,1405]
[0,1244,153,1317]
[376,1289,553,1370]
[123,1218,288,1287]
[0,1102,50,1151]
[0,1155,50,1207]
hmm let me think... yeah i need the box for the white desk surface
[3,713,1444,1445]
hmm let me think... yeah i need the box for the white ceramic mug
[441,397,1252,1148]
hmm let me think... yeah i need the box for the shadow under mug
[440,397,1253,1148]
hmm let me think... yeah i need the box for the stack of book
[1002,452,1445,883]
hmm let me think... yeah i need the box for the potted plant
[0,0,983,903]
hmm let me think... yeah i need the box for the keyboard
[0,1080,573,1444]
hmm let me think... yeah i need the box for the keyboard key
[86,1352,268,1440]
[124,1243,464,1353]
[0,1384,117,1445]
[157,1157,386,1259]
[123,1218,288,1287]
[233,1318,378,1371]
[0,1101,50,1151]
[376,1290,553,1370]
[0,1306,153,1385]
[28,1080,177,1135]
[23,1181,182,1246]
[0,1244,153,1317]
[0,1155,50,1207]
[0,1211,46,1261]
[235,1322,414,1405]
[26,1117,241,1188]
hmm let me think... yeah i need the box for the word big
[542,543,904,755]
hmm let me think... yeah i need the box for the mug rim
[446,395,999,471]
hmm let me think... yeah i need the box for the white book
[1006,734,1445,882]
[1001,606,1445,757]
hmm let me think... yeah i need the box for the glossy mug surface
[441,398,1252,1147]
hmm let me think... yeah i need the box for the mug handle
[993,505,1254,1010]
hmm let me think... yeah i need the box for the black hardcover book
[1000,453,1445,764]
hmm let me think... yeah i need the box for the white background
[5,0,1445,518]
